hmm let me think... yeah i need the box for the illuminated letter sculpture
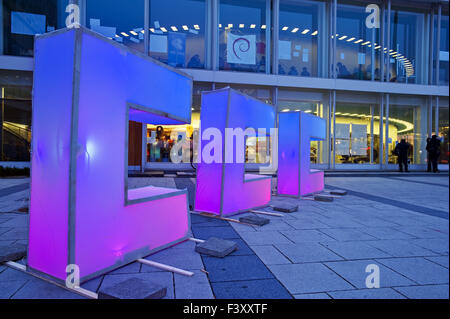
[195,88,275,216]
[277,111,326,197]
[28,27,192,282]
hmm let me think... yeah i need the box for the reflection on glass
[388,9,424,84]
[334,104,379,164]
[278,101,325,164]
[219,0,267,73]
[149,0,206,69]
[336,4,380,81]
[387,104,424,164]
[86,0,145,52]
[1,0,69,56]
[438,107,449,164]
[438,15,449,85]
[1,91,32,161]
[278,0,323,77]
[146,113,199,163]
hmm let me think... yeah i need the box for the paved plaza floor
[0,174,448,299]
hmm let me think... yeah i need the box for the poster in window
[335,123,350,139]
[335,139,350,156]
[168,32,186,67]
[351,124,367,156]
[227,33,256,65]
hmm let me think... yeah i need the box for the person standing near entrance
[394,138,411,172]
[426,135,441,173]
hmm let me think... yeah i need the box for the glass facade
[1,0,68,56]
[438,106,449,164]
[439,15,449,85]
[149,0,207,68]
[278,0,324,77]
[86,0,145,52]
[336,2,380,81]
[219,0,267,73]
[388,8,425,84]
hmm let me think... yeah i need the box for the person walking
[427,135,441,173]
[394,138,411,172]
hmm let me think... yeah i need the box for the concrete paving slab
[274,242,343,263]
[376,257,449,285]
[325,259,415,288]
[250,245,291,265]
[280,229,336,243]
[98,277,166,299]
[174,269,214,299]
[202,255,273,283]
[211,278,292,299]
[268,263,353,294]
[321,241,392,260]
[394,284,449,299]
[329,288,405,299]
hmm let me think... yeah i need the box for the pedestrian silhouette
[394,138,411,172]
[426,135,441,173]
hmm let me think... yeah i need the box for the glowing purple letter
[277,111,326,197]
[28,27,192,282]
[195,88,275,216]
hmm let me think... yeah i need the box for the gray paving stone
[359,227,417,240]
[274,243,343,263]
[395,226,449,239]
[319,228,377,241]
[239,231,292,245]
[329,288,405,299]
[0,243,27,263]
[100,272,174,299]
[250,245,291,265]
[330,190,347,196]
[251,220,295,232]
[325,259,415,288]
[239,215,270,226]
[425,256,449,268]
[141,245,204,272]
[377,257,449,285]
[0,279,28,298]
[211,278,292,299]
[280,229,335,243]
[411,238,449,255]
[294,293,331,299]
[272,203,298,213]
[284,217,330,230]
[174,269,214,299]
[0,227,28,241]
[195,237,237,258]
[108,262,141,275]
[12,278,85,299]
[321,241,392,260]
[0,215,28,228]
[99,277,166,299]
[364,240,437,258]
[314,195,333,202]
[394,284,449,299]
[268,263,353,294]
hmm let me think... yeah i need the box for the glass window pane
[219,0,267,73]
[149,0,206,69]
[336,3,381,81]
[438,107,449,164]
[334,103,380,164]
[1,0,69,56]
[86,0,145,52]
[388,9,425,84]
[438,15,449,85]
[279,0,324,78]
[387,98,427,165]
[1,87,32,161]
